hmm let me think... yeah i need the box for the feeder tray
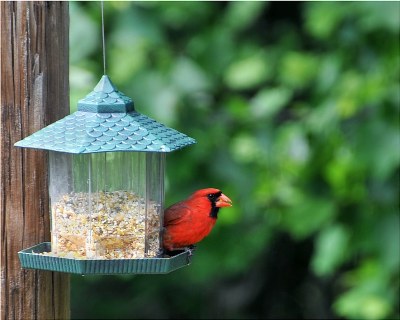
[19,242,191,275]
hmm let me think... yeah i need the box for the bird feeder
[15,75,196,275]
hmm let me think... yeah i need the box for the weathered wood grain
[0,2,70,319]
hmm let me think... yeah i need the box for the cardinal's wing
[163,202,193,226]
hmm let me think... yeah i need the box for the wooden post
[0,2,70,319]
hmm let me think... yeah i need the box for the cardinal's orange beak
[216,193,232,207]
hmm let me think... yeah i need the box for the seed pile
[51,191,161,259]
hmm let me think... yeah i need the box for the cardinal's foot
[185,245,197,257]
[156,248,166,258]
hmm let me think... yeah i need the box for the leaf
[224,1,268,31]
[304,2,346,39]
[279,51,319,89]
[312,224,350,276]
[334,290,392,320]
[171,57,212,94]
[374,213,400,273]
[280,195,336,239]
[69,2,99,63]
[250,87,292,120]
[224,53,271,90]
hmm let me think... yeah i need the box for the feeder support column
[0,2,70,319]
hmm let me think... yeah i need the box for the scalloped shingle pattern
[77,75,135,113]
[14,111,196,153]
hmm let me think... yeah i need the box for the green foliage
[70,2,399,319]
[312,224,350,276]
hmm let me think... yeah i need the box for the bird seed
[51,190,161,259]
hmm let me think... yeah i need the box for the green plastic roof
[14,76,196,153]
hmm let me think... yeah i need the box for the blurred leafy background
[69,1,399,319]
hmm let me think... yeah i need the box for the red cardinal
[163,188,232,252]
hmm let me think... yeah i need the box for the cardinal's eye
[207,192,221,201]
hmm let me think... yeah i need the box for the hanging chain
[101,1,106,75]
